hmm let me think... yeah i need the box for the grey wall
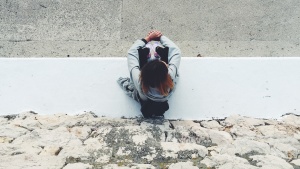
[1,0,300,57]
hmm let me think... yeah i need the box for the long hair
[139,60,174,96]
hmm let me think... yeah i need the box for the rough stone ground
[1,111,300,169]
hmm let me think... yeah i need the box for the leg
[117,77,140,102]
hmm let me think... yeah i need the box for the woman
[118,30,181,118]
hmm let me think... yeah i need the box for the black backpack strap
[156,47,169,64]
[138,47,150,70]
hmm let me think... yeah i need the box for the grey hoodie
[127,36,181,102]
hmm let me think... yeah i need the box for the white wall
[0,58,299,120]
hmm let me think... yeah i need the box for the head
[139,59,174,96]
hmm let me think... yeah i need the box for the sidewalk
[1,0,300,57]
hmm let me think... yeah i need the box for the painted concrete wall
[0,58,299,120]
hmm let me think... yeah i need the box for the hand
[144,30,162,42]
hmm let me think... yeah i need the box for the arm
[160,36,181,80]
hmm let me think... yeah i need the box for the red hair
[139,60,174,96]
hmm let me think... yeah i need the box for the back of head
[140,60,173,96]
